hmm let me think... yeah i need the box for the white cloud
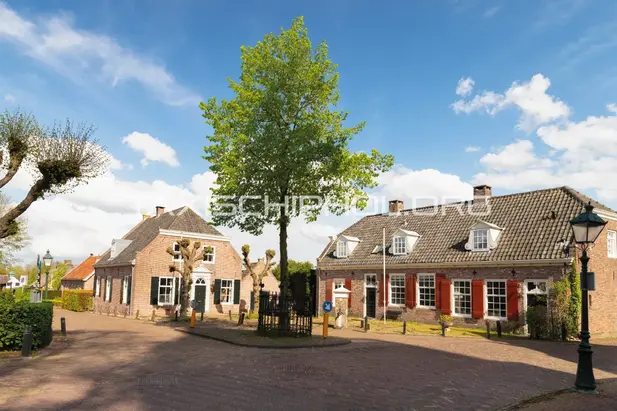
[3,93,15,102]
[0,2,199,106]
[465,146,481,152]
[483,6,500,18]
[479,140,554,172]
[456,77,475,96]
[122,131,180,167]
[452,73,571,131]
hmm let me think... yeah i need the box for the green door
[195,285,207,313]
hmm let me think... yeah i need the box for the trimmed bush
[0,294,53,351]
[62,290,93,312]
[44,298,63,307]
[45,290,62,299]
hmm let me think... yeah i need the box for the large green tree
[272,259,313,282]
[201,17,393,296]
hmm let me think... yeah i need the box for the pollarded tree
[201,17,394,297]
[0,110,108,238]
[167,239,208,316]
[0,192,29,265]
[241,244,276,312]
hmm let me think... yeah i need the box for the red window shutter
[405,274,416,308]
[471,280,484,319]
[507,280,519,321]
[379,274,389,307]
[435,274,446,309]
[440,279,451,315]
[345,279,352,308]
[325,279,333,302]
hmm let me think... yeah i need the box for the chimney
[155,206,165,217]
[388,199,404,214]
[473,185,492,204]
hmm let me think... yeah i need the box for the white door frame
[191,269,212,313]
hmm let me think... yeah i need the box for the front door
[366,288,377,318]
[194,285,207,313]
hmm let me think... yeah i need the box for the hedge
[0,293,53,351]
[62,290,93,312]
[44,290,62,300]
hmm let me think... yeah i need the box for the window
[473,229,489,251]
[609,231,617,258]
[393,236,407,255]
[105,276,112,302]
[96,277,102,297]
[365,274,377,287]
[334,279,345,290]
[389,274,406,306]
[336,240,348,258]
[220,279,233,304]
[453,280,471,316]
[122,276,129,304]
[418,274,435,308]
[158,277,174,305]
[486,280,507,319]
[203,246,215,263]
[526,280,547,308]
[172,243,183,262]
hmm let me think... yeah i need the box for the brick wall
[583,218,617,336]
[93,265,132,316]
[318,265,566,328]
[129,234,244,319]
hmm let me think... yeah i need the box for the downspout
[129,261,135,317]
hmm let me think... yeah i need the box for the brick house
[316,185,617,336]
[92,206,246,318]
[61,254,99,291]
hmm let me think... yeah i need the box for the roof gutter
[317,257,573,271]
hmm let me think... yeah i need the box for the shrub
[44,298,63,307]
[0,299,53,351]
[62,290,93,312]
[526,305,548,339]
[45,290,62,300]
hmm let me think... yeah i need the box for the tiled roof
[62,255,99,281]
[95,207,224,268]
[318,186,615,268]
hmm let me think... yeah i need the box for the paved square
[2,309,617,411]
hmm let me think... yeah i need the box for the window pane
[453,280,471,315]
[221,279,233,303]
[418,274,435,307]
[389,275,406,305]
[486,281,506,318]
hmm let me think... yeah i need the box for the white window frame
[523,279,548,312]
[472,229,489,251]
[388,274,406,307]
[333,278,345,290]
[158,276,175,306]
[485,280,507,320]
[417,273,436,309]
[96,277,102,297]
[336,240,348,258]
[105,276,112,302]
[172,242,183,262]
[122,276,129,305]
[203,245,216,264]
[608,230,617,258]
[452,279,472,318]
[220,279,234,305]
[392,236,407,255]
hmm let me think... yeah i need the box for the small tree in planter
[167,239,206,317]
[241,245,276,314]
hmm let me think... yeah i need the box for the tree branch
[0,177,49,238]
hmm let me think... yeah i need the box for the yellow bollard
[322,313,328,339]
[190,310,196,328]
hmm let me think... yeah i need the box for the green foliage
[44,298,62,307]
[13,287,30,302]
[61,289,92,312]
[201,16,394,290]
[51,263,69,290]
[45,290,62,299]
[0,295,53,351]
[272,259,313,281]
[526,305,548,339]
[567,259,581,336]
[548,279,570,340]
[439,315,454,326]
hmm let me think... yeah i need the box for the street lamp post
[42,250,53,300]
[569,202,607,393]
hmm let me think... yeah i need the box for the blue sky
[2,0,617,263]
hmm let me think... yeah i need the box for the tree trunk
[279,213,289,298]
[0,177,49,238]
[253,279,261,313]
[180,275,189,317]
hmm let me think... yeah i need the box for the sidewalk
[508,380,617,410]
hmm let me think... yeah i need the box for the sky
[2,0,617,266]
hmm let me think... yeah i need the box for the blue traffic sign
[322,301,332,313]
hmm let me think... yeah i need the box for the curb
[174,327,352,349]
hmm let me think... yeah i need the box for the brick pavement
[1,309,617,411]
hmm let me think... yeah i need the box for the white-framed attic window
[465,221,503,252]
[335,235,360,258]
[391,228,421,255]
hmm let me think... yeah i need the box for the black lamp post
[569,202,607,392]
[42,250,53,300]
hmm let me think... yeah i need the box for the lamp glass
[42,250,53,267]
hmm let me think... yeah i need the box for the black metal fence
[257,291,313,337]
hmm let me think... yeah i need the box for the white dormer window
[393,236,407,255]
[473,229,489,251]
[465,221,503,252]
[337,241,348,258]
